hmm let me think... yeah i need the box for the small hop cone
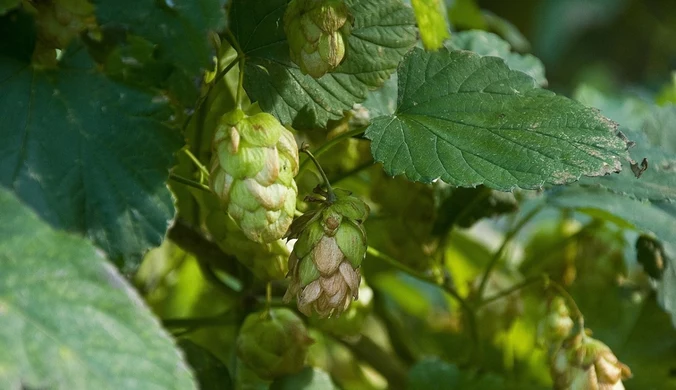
[537,296,575,350]
[236,308,314,380]
[209,109,299,243]
[551,334,632,390]
[284,189,369,318]
[283,0,352,78]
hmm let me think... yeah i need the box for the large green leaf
[447,30,547,87]
[0,46,180,270]
[0,188,196,389]
[93,0,226,76]
[230,0,417,129]
[365,48,629,190]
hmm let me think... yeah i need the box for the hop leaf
[209,109,299,243]
[551,334,632,390]
[236,308,314,380]
[283,0,352,78]
[284,189,369,318]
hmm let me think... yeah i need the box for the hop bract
[283,0,352,78]
[551,334,632,390]
[284,189,369,318]
[236,308,313,380]
[209,109,299,243]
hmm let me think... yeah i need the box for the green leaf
[448,30,547,87]
[447,0,486,30]
[574,87,676,202]
[230,0,417,129]
[178,340,233,390]
[365,48,628,190]
[93,0,226,76]
[0,46,180,270]
[270,367,338,390]
[411,0,450,51]
[0,188,196,389]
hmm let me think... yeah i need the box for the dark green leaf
[0,188,196,389]
[93,0,226,76]
[0,0,20,16]
[0,46,180,270]
[230,0,417,128]
[179,340,233,390]
[434,185,518,232]
[448,30,547,86]
[366,48,628,190]
[270,367,337,390]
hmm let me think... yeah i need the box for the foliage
[1,0,675,389]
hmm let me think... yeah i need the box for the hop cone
[284,189,369,318]
[283,0,352,78]
[236,308,313,380]
[205,209,288,281]
[551,334,632,390]
[209,109,299,243]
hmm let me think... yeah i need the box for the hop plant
[205,208,288,281]
[284,187,369,318]
[551,333,632,390]
[236,308,314,380]
[283,0,352,78]
[537,296,575,351]
[209,108,299,243]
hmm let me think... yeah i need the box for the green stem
[329,158,374,184]
[169,173,211,192]
[163,311,236,329]
[477,274,545,308]
[236,56,246,109]
[302,147,336,202]
[182,148,210,180]
[298,127,367,175]
[476,204,544,300]
[366,246,479,349]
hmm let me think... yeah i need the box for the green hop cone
[283,0,352,78]
[205,209,288,281]
[551,334,632,390]
[537,297,575,351]
[284,189,369,318]
[236,308,314,380]
[209,108,299,244]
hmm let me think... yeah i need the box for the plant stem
[547,278,585,331]
[214,55,240,86]
[366,246,479,348]
[236,56,245,109]
[329,158,374,184]
[302,146,337,202]
[476,204,544,300]
[163,311,236,329]
[477,274,545,308]
[169,173,211,192]
[182,148,210,180]
[298,127,367,175]
[333,335,408,390]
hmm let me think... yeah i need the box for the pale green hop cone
[209,108,299,243]
[236,308,314,380]
[551,334,632,390]
[283,0,352,78]
[284,189,369,318]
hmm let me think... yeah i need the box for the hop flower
[205,208,288,281]
[283,0,352,78]
[236,308,314,380]
[537,296,575,349]
[551,334,632,390]
[209,109,299,243]
[284,188,369,318]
